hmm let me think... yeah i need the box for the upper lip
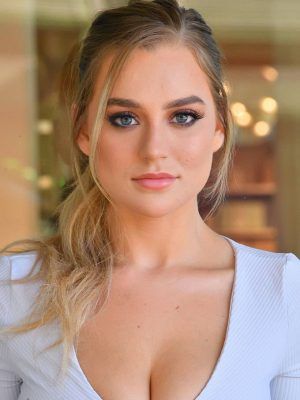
[133,172,177,180]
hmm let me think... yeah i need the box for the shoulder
[227,237,290,271]
[227,238,299,298]
[270,252,300,379]
[234,238,300,302]
[282,252,300,316]
[0,251,40,280]
[236,240,299,274]
[0,252,42,326]
[230,240,300,331]
[283,251,300,272]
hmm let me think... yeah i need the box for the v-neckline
[71,235,240,400]
[193,235,239,399]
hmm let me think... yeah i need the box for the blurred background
[0,0,299,255]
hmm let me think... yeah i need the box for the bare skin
[76,42,235,399]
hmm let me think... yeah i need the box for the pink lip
[132,177,177,189]
[133,172,176,179]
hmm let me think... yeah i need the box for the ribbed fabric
[0,236,299,400]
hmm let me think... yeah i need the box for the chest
[75,268,235,400]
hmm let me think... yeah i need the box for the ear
[212,119,225,153]
[72,103,90,156]
[76,127,90,157]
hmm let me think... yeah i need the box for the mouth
[132,172,177,180]
[132,176,178,190]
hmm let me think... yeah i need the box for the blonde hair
[0,0,236,381]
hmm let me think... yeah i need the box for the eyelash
[106,109,205,129]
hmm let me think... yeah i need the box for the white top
[0,236,300,400]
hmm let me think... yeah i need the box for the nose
[138,124,169,161]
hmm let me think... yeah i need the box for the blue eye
[107,110,204,129]
[107,112,138,128]
[172,112,202,126]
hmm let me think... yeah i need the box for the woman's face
[77,43,224,218]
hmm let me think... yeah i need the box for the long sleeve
[270,252,300,399]
[0,255,23,399]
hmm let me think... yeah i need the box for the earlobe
[212,128,225,153]
[71,103,90,156]
[76,128,90,156]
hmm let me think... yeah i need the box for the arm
[270,252,300,399]
[0,342,22,399]
[0,255,22,399]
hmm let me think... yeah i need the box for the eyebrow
[107,95,206,109]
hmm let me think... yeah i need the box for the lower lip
[133,177,177,189]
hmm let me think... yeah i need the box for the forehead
[92,43,213,106]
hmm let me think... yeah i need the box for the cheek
[177,129,216,193]
[96,136,132,183]
[178,133,213,169]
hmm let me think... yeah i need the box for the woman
[0,0,299,399]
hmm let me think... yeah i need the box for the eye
[107,112,138,128]
[171,110,205,127]
[106,109,205,129]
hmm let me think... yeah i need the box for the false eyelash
[107,109,205,128]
